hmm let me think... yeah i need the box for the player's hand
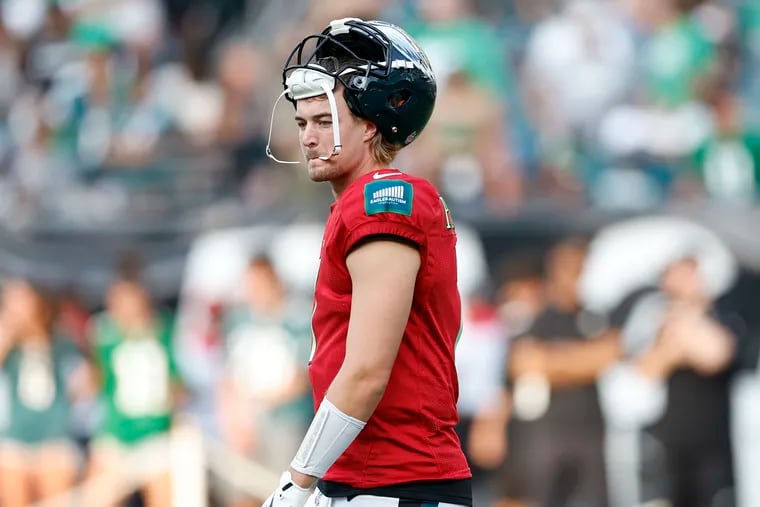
[262,471,313,507]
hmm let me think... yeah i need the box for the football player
[263,17,472,507]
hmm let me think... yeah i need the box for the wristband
[290,398,366,477]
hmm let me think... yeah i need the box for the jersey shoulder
[339,170,442,231]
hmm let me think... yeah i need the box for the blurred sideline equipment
[579,214,737,313]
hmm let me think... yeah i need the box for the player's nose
[301,123,319,148]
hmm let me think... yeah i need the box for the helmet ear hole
[387,90,411,109]
[317,56,341,73]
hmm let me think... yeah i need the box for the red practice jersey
[309,169,471,487]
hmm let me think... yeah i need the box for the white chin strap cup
[265,66,342,164]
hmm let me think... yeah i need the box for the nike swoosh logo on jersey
[373,172,403,179]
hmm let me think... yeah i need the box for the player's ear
[363,120,377,143]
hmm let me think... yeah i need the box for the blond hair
[370,131,401,166]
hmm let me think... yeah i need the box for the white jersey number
[17,349,56,411]
[112,339,170,417]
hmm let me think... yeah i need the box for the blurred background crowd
[0,0,760,506]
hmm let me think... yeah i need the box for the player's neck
[330,156,385,198]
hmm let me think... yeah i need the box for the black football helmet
[282,18,437,148]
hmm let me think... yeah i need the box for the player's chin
[307,159,332,181]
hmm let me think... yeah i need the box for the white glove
[262,471,313,507]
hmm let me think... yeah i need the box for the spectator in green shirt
[639,0,719,108]
[85,278,182,507]
[215,254,312,507]
[0,279,90,507]
[407,0,514,95]
[691,89,760,203]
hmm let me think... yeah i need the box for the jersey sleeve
[338,177,433,255]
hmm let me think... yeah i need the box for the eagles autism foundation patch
[364,180,413,216]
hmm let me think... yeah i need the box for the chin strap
[316,80,342,160]
[266,67,342,164]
